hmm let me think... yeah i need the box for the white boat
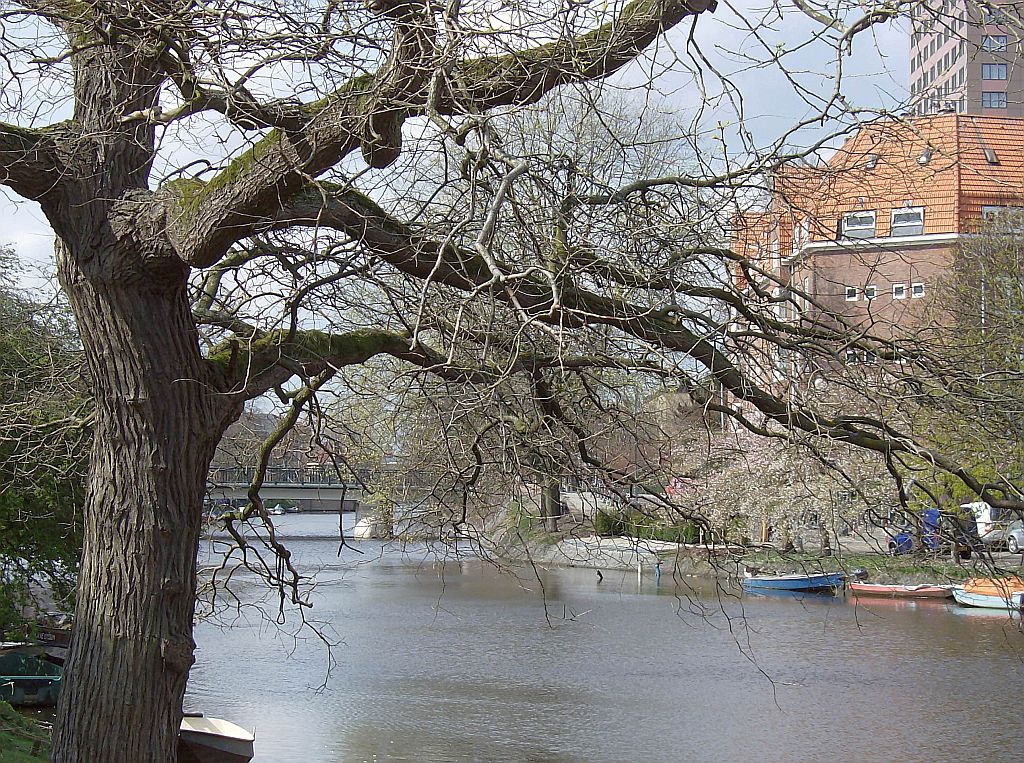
[951,587,1024,611]
[179,715,255,763]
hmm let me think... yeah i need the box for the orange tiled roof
[736,114,1024,247]
[956,115,1024,221]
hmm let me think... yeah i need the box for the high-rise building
[910,1,1024,116]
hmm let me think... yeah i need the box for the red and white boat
[848,582,953,598]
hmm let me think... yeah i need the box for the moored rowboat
[848,582,953,598]
[952,577,1024,610]
[951,587,1024,610]
[742,570,846,592]
[0,643,61,707]
[178,715,255,763]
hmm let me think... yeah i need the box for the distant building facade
[731,114,1024,379]
[910,1,1024,115]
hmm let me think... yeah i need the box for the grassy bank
[496,510,1008,585]
[738,550,976,584]
[0,702,50,763]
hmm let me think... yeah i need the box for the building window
[983,8,1010,24]
[983,91,1008,108]
[891,207,925,236]
[790,218,811,254]
[982,35,1008,52]
[864,285,877,300]
[893,284,907,299]
[841,210,877,239]
[911,283,926,298]
[982,63,1008,80]
[777,288,795,321]
[845,286,858,301]
[844,349,876,365]
[981,205,1024,229]
[773,347,791,380]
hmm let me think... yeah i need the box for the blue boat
[743,588,839,602]
[742,570,846,593]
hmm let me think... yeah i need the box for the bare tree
[2,0,1023,760]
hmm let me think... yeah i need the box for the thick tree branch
[437,0,717,112]
[205,326,424,399]
[163,0,717,267]
[200,304,672,400]
[0,122,66,200]
[268,186,1024,509]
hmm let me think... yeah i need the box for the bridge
[207,466,367,511]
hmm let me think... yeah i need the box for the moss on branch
[205,326,412,395]
[166,128,283,221]
[164,72,380,228]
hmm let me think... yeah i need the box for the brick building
[910,1,1024,116]
[732,114,1024,374]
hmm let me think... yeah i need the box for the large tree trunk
[540,477,563,532]
[50,246,237,763]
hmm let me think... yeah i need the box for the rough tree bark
[35,30,244,763]
[51,251,239,761]
[540,477,563,532]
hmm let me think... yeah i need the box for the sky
[0,0,913,292]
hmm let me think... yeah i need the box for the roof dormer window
[841,210,877,239]
[891,207,925,236]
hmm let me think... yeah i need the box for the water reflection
[190,516,1024,763]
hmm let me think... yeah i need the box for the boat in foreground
[0,643,62,707]
[742,570,846,592]
[178,715,255,763]
[951,577,1024,611]
[848,582,953,598]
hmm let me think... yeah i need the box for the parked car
[1011,525,1024,554]
[982,519,1024,553]
[887,508,981,558]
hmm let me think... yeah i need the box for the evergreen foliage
[0,249,86,635]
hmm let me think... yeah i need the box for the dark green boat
[0,645,62,707]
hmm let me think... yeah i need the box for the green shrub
[594,510,622,536]
[594,509,698,543]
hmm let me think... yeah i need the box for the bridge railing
[209,465,368,487]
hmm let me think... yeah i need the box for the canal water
[188,514,1024,763]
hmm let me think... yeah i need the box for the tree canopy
[1,0,1022,759]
